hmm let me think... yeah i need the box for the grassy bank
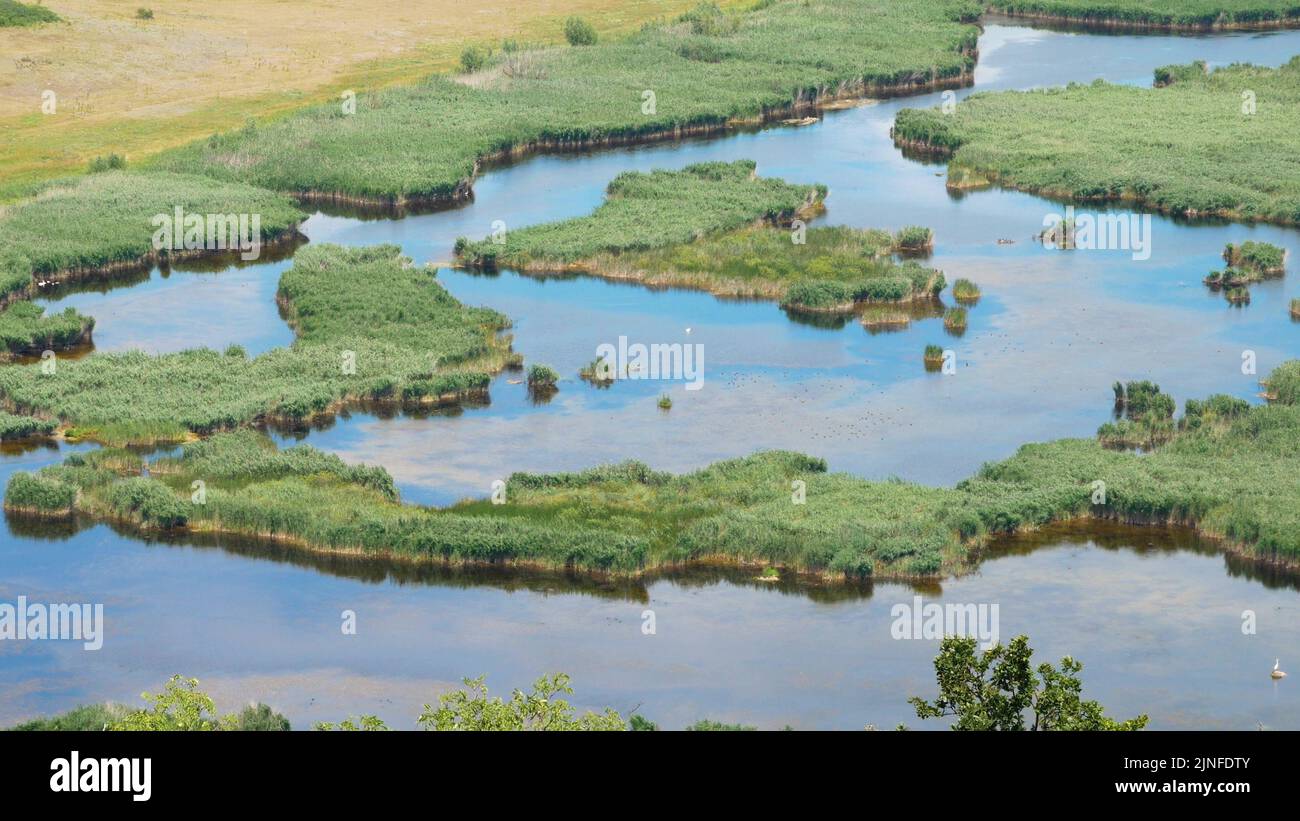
[0,0,742,196]
[0,244,512,445]
[893,58,1300,224]
[15,362,1300,578]
[151,0,980,204]
[989,1,1300,30]
[455,161,944,311]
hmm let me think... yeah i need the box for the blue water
[5,23,1300,729]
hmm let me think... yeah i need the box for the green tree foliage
[110,675,230,731]
[909,636,1148,730]
[417,674,625,731]
[314,715,390,731]
[685,719,758,731]
[98,675,289,730]
[628,714,659,731]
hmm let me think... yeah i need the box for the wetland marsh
[4,10,1300,730]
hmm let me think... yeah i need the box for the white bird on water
[1272,659,1287,679]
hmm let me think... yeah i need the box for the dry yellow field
[0,0,744,196]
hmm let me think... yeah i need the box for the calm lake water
[6,22,1300,729]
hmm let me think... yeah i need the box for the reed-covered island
[0,171,306,355]
[11,361,1300,580]
[893,58,1300,224]
[149,0,981,205]
[455,161,946,313]
[0,244,512,445]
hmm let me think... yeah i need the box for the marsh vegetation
[0,0,58,27]
[17,362,1300,578]
[989,0,1300,29]
[893,58,1300,224]
[456,162,945,313]
[153,1,980,203]
[0,244,511,444]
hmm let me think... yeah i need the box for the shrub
[87,154,127,173]
[4,472,77,513]
[1224,240,1285,273]
[135,7,153,20]
[228,703,291,731]
[782,280,853,311]
[107,477,189,528]
[563,16,597,46]
[0,0,60,27]
[7,703,128,731]
[460,45,489,73]
[679,2,738,36]
[686,719,757,731]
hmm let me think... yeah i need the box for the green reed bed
[943,306,968,332]
[0,303,93,356]
[1261,359,1300,402]
[0,244,511,445]
[15,362,1300,577]
[456,161,825,267]
[0,170,304,282]
[1099,379,1176,448]
[0,170,302,347]
[893,58,1300,224]
[1224,240,1286,272]
[0,0,59,27]
[989,0,1300,29]
[0,410,56,440]
[456,162,944,311]
[923,343,946,371]
[8,431,972,578]
[951,278,981,303]
[151,0,980,203]
[962,395,1300,566]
